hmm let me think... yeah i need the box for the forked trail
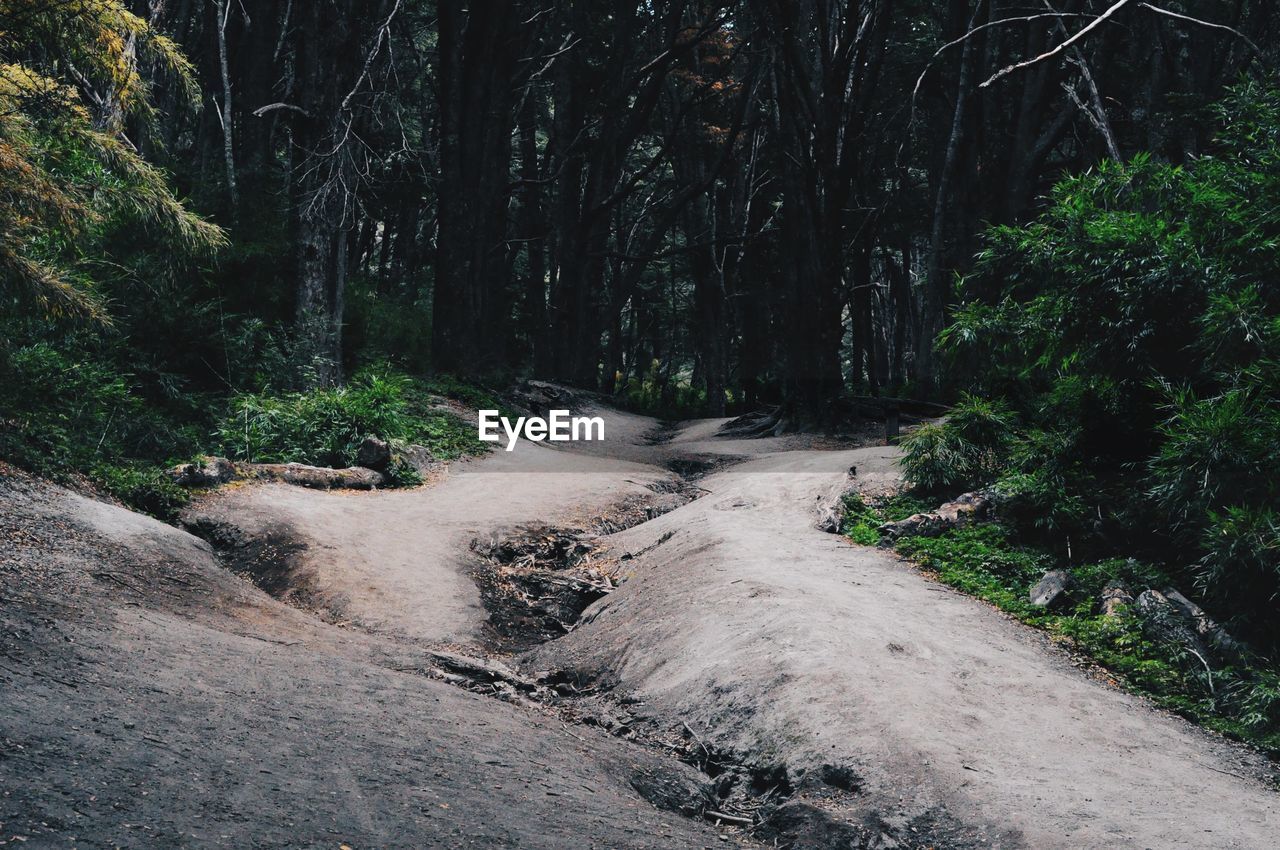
[1,405,1276,848]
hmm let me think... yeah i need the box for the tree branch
[1138,2,1264,60]
[979,0,1136,89]
[252,101,312,118]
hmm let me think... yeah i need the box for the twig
[704,810,754,827]
[252,102,313,119]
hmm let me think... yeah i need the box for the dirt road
[2,405,1277,848]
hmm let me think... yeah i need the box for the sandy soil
[3,403,1277,848]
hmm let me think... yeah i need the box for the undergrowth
[842,494,1280,755]
[213,368,489,472]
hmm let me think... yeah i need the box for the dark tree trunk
[432,0,524,376]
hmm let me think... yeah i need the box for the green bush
[900,394,1013,492]
[91,463,190,522]
[214,368,487,469]
[934,82,1280,651]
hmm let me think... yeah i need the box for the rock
[878,490,993,543]
[394,443,440,477]
[1101,581,1133,617]
[816,499,842,534]
[248,463,387,490]
[168,455,236,488]
[1135,589,1212,661]
[355,436,391,471]
[1162,588,1249,664]
[1030,569,1073,608]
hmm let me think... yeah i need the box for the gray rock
[394,443,441,477]
[816,499,843,534]
[1030,569,1073,608]
[878,490,993,543]
[1135,589,1212,661]
[355,436,391,471]
[168,455,236,488]
[1162,588,1249,664]
[1101,581,1133,617]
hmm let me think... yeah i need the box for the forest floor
[2,401,1278,848]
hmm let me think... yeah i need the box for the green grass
[843,494,1280,755]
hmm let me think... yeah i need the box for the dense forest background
[3,1,1280,670]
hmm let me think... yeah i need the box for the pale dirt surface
[181,440,669,645]
[2,402,1278,849]
[529,442,1280,847]
[0,470,747,849]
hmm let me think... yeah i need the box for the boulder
[816,498,843,534]
[1100,581,1133,617]
[394,443,441,477]
[1135,589,1211,661]
[355,436,391,471]
[1030,569,1073,608]
[168,455,236,488]
[1162,588,1249,665]
[878,490,993,543]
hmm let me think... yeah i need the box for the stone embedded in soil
[1029,569,1073,608]
[1101,581,1133,617]
[356,436,391,471]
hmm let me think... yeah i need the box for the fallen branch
[704,809,754,827]
[1138,3,1264,59]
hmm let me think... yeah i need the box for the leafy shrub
[936,82,1280,651]
[91,463,189,521]
[900,394,1013,492]
[214,368,487,469]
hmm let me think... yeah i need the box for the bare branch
[979,0,1136,90]
[1138,3,1264,60]
[252,102,312,118]
[911,12,1089,100]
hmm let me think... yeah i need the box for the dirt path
[3,405,1278,848]
[531,442,1280,847]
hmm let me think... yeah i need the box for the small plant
[91,463,190,521]
[900,394,1014,492]
[213,367,490,471]
[839,492,934,546]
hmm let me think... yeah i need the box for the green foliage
[899,394,1013,492]
[896,524,1049,616]
[90,463,189,522]
[214,368,487,468]
[0,331,208,517]
[0,0,222,321]
[839,492,934,545]
[935,82,1280,650]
